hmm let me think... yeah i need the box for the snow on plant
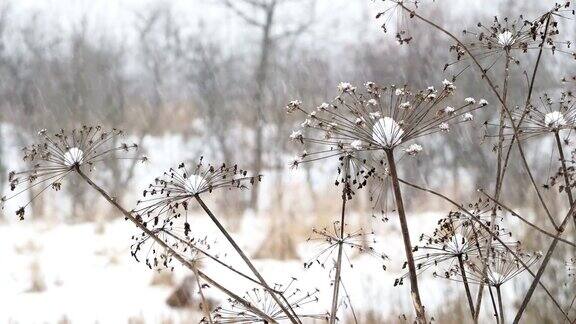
[5,1,576,323]
[2,126,142,220]
[444,8,575,74]
[287,81,482,161]
[131,157,258,269]
[287,79,486,323]
[509,92,576,136]
[375,1,576,323]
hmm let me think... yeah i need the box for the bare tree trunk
[250,3,275,211]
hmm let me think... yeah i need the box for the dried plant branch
[397,177,571,322]
[75,167,278,323]
[393,1,558,230]
[457,253,476,318]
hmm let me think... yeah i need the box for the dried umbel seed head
[446,6,575,74]
[304,221,389,272]
[288,81,484,164]
[486,91,576,141]
[131,157,259,256]
[3,125,143,220]
[396,200,517,286]
[131,231,213,272]
[135,157,259,216]
[462,248,542,287]
[205,278,325,323]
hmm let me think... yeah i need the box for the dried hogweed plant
[5,1,576,323]
[376,1,576,323]
[3,127,304,324]
[288,80,487,323]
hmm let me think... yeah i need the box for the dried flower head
[397,201,516,286]
[2,126,142,219]
[486,92,576,141]
[446,5,575,74]
[288,81,484,164]
[207,278,325,323]
[131,158,259,265]
[462,248,542,287]
[304,221,388,272]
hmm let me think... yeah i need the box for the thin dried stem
[329,156,350,324]
[386,149,427,323]
[194,195,301,324]
[458,253,476,318]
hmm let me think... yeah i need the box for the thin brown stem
[555,131,576,231]
[329,157,350,324]
[458,253,476,318]
[499,13,552,190]
[192,264,214,324]
[75,167,277,323]
[330,238,345,324]
[513,214,572,323]
[478,190,576,248]
[496,285,505,324]
[512,133,576,323]
[194,195,300,324]
[477,52,511,322]
[488,285,500,324]
[385,149,427,323]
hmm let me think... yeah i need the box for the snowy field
[0,209,465,323]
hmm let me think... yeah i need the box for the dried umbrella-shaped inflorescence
[131,157,260,267]
[207,278,325,323]
[462,248,542,287]
[487,92,576,141]
[287,81,486,166]
[446,4,575,74]
[398,200,519,318]
[403,203,516,283]
[523,92,576,135]
[305,221,389,271]
[2,126,143,219]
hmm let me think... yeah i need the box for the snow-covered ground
[0,208,466,323]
